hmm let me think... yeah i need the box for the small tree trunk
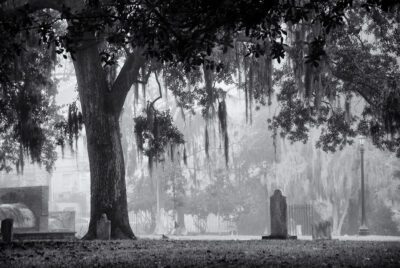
[332,203,340,236]
[73,41,134,239]
[174,205,186,235]
[337,200,350,236]
[153,174,167,234]
[149,207,156,234]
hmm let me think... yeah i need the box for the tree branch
[150,70,163,107]
[110,48,146,115]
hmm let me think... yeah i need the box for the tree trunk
[336,199,349,236]
[72,41,134,239]
[149,207,156,234]
[173,205,186,235]
[332,204,339,236]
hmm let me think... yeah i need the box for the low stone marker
[1,218,14,243]
[312,220,332,240]
[262,189,296,240]
[96,213,111,240]
[49,211,76,232]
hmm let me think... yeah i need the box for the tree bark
[175,205,186,235]
[72,40,135,239]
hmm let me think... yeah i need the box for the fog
[1,57,400,239]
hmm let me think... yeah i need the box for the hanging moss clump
[288,20,327,104]
[54,102,83,153]
[183,146,187,166]
[243,57,249,123]
[204,125,209,159]
[67,103,82,144]
[383,91,400,137]
[134,104,184,174]
[15,86,46,167]
[218,99,229,167]
[15,145,24,174]
[235,41,274,123]
[344,93,352,124]
[140,64,153,106]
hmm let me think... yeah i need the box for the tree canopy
[1,0,399,169]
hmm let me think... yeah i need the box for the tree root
[81,225,137,240]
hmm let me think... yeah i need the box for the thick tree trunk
[72,41,134,239]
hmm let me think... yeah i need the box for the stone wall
[0,186,49,232]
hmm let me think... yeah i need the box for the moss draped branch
[109,49,146,115]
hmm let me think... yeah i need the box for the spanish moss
[218,99,229,166]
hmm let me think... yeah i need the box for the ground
[1,237,400,267]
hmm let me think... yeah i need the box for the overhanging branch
[110,48,146,114]
[150,70,162,107]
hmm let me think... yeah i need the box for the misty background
[1,55,399,239]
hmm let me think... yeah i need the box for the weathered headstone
[1,218,14,243]
[312,220,332,240]
[262,189,296,240]
[96,213,111,240]
[49,211,76,232]
[270,189,288,238]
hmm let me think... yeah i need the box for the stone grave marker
[1,218,14,243]
[312,220,332,240]
[49,211,76,232]
[262,189,296,240]
[96,213,111,240]
[270,189,288,238]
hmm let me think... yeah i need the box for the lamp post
[358,136,369,236]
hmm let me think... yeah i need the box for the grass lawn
[0,239,400,267]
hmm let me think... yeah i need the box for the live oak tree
[1,0,399,239]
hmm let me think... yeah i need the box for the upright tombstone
[96,213,111,240]
[262,189,296,240]
[1,218,14,243]
[270,190,288,238]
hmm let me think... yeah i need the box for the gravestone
[96,213,111,240]
[1,218,14,243]
[49,211,76,232]
[270,189,288,238]
[312,220,332,240]
[262,189,296,240]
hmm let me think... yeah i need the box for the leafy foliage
[0,27,60,172]
[134,106,184,171]
[267,6,400,157]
